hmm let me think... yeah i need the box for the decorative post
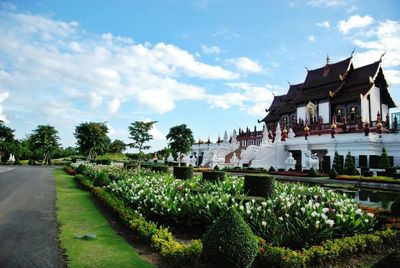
[281,125,288,141]
[331,116,337,138]
[304,122,309,140]
[394,116,398,132]
[343,117,347,132]
[386,113,390,129]
[376,117,382,136]
[364,121,370,136]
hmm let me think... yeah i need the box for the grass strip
[54,169,154,268]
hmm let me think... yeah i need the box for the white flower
[367,213,374,218]
[355,209,361,215]
[257,206,262,211]
[326,219,334,227]
[262,221,267,227]
[365,219,369,223]
[261,201,267,207]
[322,208,330,213]
[301,207,306,213]
[247,210,251,215]
[278,216,284,221]
[239,205,244,211]
[311,211,318,217]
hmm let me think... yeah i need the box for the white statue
[288,128,295,139]
[167,153,174,162]
[8,154,15,163]
[285,152,297,171]
[190,155,197,167]
[304,150,319,170]
[230,152,240,167]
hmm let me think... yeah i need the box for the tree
[344,152,356,175]
[0,120,17,163]
[378,147,391,169]
[109,139,126,154]
[166,124,194,164]
[74,122,110,160]
[128,121,156,167]
[332,151,343,175]
[30,125,60,165]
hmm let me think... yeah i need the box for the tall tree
[109,139,126,154]
[128,121,156,167]
[166,124,194,164]
[0,120,16,163]
[30,125,60,165]
[74,122,110,160]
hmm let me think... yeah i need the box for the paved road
[0,166,64,267]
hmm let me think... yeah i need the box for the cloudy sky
[0,0,399,151]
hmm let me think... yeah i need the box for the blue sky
[0,0,399,152]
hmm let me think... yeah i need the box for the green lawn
[54,169,154,268]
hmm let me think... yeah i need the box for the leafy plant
[378,147,391,169]
[308,167,318,177]
[344,152,357,175]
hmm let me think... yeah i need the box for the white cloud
[202,45,221,55]
[89,92,102,109]
[316,21,330,28]
[0,91,9,122]
[338,15,374,34]
[307,0,347,7]
[109,98,120,114]
[308,35,316,42]
[227,57,263,74]
[385,70,400,85]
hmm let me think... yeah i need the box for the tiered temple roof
[261,55,396,124]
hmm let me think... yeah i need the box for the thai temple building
[192,53,400,171]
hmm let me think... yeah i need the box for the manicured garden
[63,163,400,267]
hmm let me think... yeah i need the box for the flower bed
[100,167,375,249]
[335,175,400,184]
[68,168,400,267]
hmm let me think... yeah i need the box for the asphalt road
[0,166,64,267]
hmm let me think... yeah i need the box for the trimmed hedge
[173,166,193,180]
[151,165,169,173]
[202,208,258,268]
[359,155,368,167]
[308,167,318,177]
[202,171,225,182]
[244,175,275,198]
[255,229,400,268]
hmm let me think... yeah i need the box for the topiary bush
[202,171,225,182]
[390,198,400,217]
[101,158,112,165]
[76,164,87,174]
[244,175,275,198]
[202,208,258,268]
[308,167,318,177]
[332,151,343,175]
[213,165,220,171]
[268,166,276,173]
[378,147,391,169]
[151,165,169,173]
[344,152,357,175]
[93,171,111,187]
[173,166,193,180]
[329,167,338,179]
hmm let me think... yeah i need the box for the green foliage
[308,167,318,177]
[202,171,225,182]
[0,120,17,163]
[128,121,156,167]
[344,152,357,175]
[74,122,110,160]
[329,167,338,179]
[93,171,111,187]
[390,197,400,217]
[378,147,391,169]
[151,165,169,173]
[244,175,275,197]
[173,166,193,180]
[29,125,60,165]
[108,139,126,154]
[202,208,258,268]
[213,165,220,171]
[76,164,87,174]
[166,124,194,163]
[268,166,276,173]
[332,151,343,175]
[373,250,400,268]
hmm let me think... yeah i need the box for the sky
[0,0,399,152]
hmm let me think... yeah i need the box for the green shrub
[385,167,397,178]
[308,167,318,177]
[329,167,338,179]
[93,171,111,187]
[213,165,220,171]
[173,166,193,180]
[244,175,275,198]
[101,158,112,165]
[378,147,391,169]
[202,208,258,268]
[373,250,400,268]
[344,152,357,175]
[332,151,343,175]
[75,164,87,174]
[268,166,276,173]
[151,165,169,173]
[390,198,400,217]
[28,159,35,165]
[202,171,225,182]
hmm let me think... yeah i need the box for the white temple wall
[361,96,369,122]
[318,100,330,123]
[296,105,306,121]
[382,104,389,118]
[370,86,381,121]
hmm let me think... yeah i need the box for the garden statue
[285,153,296,171]
[230,152,240,167]
[288,128,295,139]
[304,150,319,170]
[190,155,197,167]
[167,153,174,162]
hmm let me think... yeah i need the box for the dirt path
[0,166,64,267]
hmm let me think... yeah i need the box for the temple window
[336,109,342,122]
[350,106,356,121]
